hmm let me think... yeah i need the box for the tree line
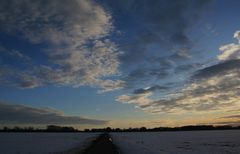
[84,125,240,132]
[0,125,239,132]
[0,125,78,132]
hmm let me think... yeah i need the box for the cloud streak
[220,115,240,119]
[0,102,107,125]
[211,121,240,126]
[133,85,169,94]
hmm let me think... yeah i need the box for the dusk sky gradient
[0,0,240,129]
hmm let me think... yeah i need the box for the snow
[111,130,240,154]
[0,132,98,154]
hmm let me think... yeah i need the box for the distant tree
[139,127,147,132]
[115,128,121,132]
[46,125,77,132]
[106,127,112,132]
[24,127,34,131]
[47,125,62,132]
[13,126,21,131]
[3,126,9,131]
[62,126,75,132]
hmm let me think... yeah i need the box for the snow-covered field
[1,130,239,154]
[112,130,240,154]
[0,133,98,154]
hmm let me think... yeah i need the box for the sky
[0,0,240,129]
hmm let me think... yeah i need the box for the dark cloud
[0,102,108,125]
[133,85,169,94]
[192,59,240,79]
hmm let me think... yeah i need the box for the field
[0,130,239,154]
[111,130,240,154]
[0,133,98,154]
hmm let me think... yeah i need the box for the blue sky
[0,0,240,129]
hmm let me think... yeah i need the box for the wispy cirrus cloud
[0,102,107,125]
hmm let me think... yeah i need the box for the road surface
[82,133,119,154]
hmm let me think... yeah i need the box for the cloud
[0,102,107,125]
[234,30,240,43]
[116,93,152,106]
[0,0,124,91]
[218,44,240,61]
[192,59,240,79]
[122,47,201,90]
[98,0,212,91]
[0,0,111,44]
[125,67,169,87]
[220,115,240,119]
[0,46,32,63]
[103,0,211,62]
[218,30,240,61]
[210,121,240,126]
[144,62,239,113]
[133,85,169,94]
[118,70,240,113]
[117,31,240,114]
[174,63,202,74]
[169,48,192,60]
[0,0,213,93]
[19,81,41,89]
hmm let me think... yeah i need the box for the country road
[82,133,119,154]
